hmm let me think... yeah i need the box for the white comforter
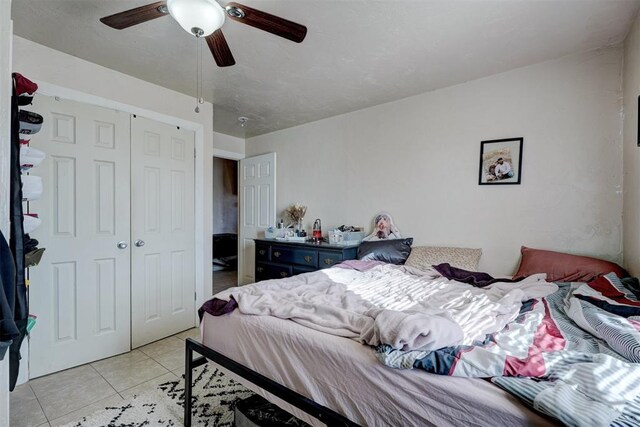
[216,263,556,352]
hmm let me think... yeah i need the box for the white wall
[0,0,12,423]
[1,4,11,233]
[213,131,245,156]
[11,35,219,311]
[624,15,640,276]
[247,47,624,275]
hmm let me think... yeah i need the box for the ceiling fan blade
[224,2,307,43]
[100,1,168,30]
[206,30,236,67]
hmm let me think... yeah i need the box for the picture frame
[478,137,523,185]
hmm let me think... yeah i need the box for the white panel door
[29,96,131,377]
[238,153,276,284]
[130,116,195,348]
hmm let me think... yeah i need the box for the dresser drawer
[256,262,293,281]
[255,262,268,281]
[268,264,293,279]
[254,239,359,281]
[271,246,318,268]
[256,244,270,261]
[319,251,343,269]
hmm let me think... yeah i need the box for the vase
[295,218,304,235]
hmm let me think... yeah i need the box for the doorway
[212,156,238,294]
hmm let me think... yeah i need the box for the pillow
[405,246,482,272]
[358,238,413,265]
[513,246,628,282]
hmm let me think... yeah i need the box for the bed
[193,309,552,426]
[185,257,640,426]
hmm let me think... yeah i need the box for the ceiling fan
[100,0,307,67]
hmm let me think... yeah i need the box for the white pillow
[405,246,482,271]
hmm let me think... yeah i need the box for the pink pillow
[513,246,628,282]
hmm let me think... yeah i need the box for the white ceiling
[11,0,640,138]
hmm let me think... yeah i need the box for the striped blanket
[376,273,640,426]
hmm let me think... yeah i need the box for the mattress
[201,310,553,427]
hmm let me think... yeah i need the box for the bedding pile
[379,273,640,426]
[210,261,553,352]
[203,262,640,426]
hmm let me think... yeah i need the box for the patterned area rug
[62,364,254,427]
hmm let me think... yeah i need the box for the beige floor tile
[36,423,51,427]
[48,394,123,427]
[138,336,183,358]
[30,365,117,421]
[171,364,187,376]
[170,351,204,376]
[10,384,47,427]
[174,327,201,342]
[91,350,169,392]
[138,336,186,371]
[172,361,211,381]
[30,365,98,397]
[11,382,37,401]
[118,372,179,400]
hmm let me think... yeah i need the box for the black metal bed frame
[184,338,359,427]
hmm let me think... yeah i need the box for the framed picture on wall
[478,137,523,185]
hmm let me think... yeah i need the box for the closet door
[130,116,195,348]
[29,96,131,377]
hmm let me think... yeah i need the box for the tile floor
[10,327,201,427]
[12,272,238,427]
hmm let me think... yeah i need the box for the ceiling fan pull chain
[195,36,202,113]
[199,37,204,106]
[194,36,199,113]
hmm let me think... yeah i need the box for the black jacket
[0,230,18,360]
[9,74,28,390]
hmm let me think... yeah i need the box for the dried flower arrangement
[285,203,307,224]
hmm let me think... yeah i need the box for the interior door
[29,96,131,377]
[130,115,195,348]
[238,153,276,285]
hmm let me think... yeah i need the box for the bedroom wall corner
[246,47,624,275]
[623,12,640,276]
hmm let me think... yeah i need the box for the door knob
[117,241,128,249]
[134,239,145,247]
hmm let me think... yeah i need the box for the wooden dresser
[254,238,360,282]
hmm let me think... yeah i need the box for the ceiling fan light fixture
[167,0,225,37]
